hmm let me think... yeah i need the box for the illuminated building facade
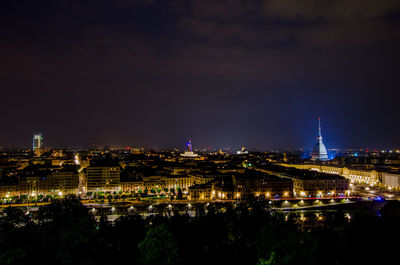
[51,171,79,194]
[291,177,349,197]
[86,166,120,192]
[166,175,194,190]
[0,185,19,197]
[257,165,349,197]
[19,176,51,195]
[121,175,194,193]
[189,183,212,200]
[279,163,382,185]
[189,171,293,200]
[382,173,400,189]
[233,174,293,198]
[121,180,144,193]
[142,175,167,191]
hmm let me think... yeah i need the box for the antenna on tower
[311,117,329,161]
[318,117,322,140]
[318,117,321,134]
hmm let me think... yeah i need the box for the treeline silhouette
[1,196,399,265]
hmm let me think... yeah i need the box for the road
[349,181,400,200]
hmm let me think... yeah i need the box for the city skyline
[1,2,400,265]
[0,129,399,153]
[1,0,400,149]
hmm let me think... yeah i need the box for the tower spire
[318,117,322,141]
[312,117,328,161]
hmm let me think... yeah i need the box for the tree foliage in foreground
[0,197,399,265]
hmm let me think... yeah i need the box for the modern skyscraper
[311,118,329,161]
[33,133,43,151]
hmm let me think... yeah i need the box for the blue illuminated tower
[311,118,328,161]
[186,139,192,152]
[181,139,199,157]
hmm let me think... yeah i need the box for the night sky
[1,0,400,150]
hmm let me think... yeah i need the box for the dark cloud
[264,0,400,21]
[0,0,399,150]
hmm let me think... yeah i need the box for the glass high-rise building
[33,133,43,150]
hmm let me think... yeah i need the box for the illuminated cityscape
[4,128,400,200]
[1,131,400,263]
[1,1,400,265]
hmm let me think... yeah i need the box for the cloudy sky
[1,0,399,150]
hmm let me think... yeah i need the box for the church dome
[311,118,329,161]
[312,141,328,160]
